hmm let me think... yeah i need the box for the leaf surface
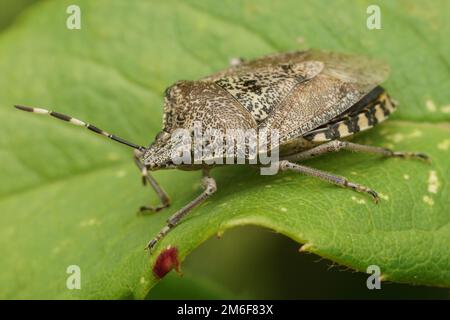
[0,0,448,298]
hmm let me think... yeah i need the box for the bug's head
[141,130,178,170]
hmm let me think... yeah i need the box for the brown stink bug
[15,50,428,250]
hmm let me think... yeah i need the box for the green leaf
[0,0,37,31]
[0,0,448,299]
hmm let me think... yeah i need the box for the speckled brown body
[144,50,393,169]
[15,49,428,252]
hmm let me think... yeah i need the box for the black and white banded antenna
[14,105,146,152]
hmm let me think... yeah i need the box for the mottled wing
[255,50,390,144]
[204,59,323,123]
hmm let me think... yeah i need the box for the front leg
[134,149,171,214]
[147,169,217,250]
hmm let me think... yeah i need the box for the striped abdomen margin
[303,88,397,142]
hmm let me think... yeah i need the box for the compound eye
[155,131,171,142]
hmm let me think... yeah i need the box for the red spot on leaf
[153,246,181,279]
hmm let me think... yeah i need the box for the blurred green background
[0,0,36,30]
[0,0,448,299]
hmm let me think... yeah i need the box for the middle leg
[146,169,217,250]
[279,160,380,202]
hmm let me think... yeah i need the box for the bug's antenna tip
[14,105,33,112]
[14,104,145,150]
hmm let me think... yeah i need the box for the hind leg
[282,140,429,162]
[279,140,428,202]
